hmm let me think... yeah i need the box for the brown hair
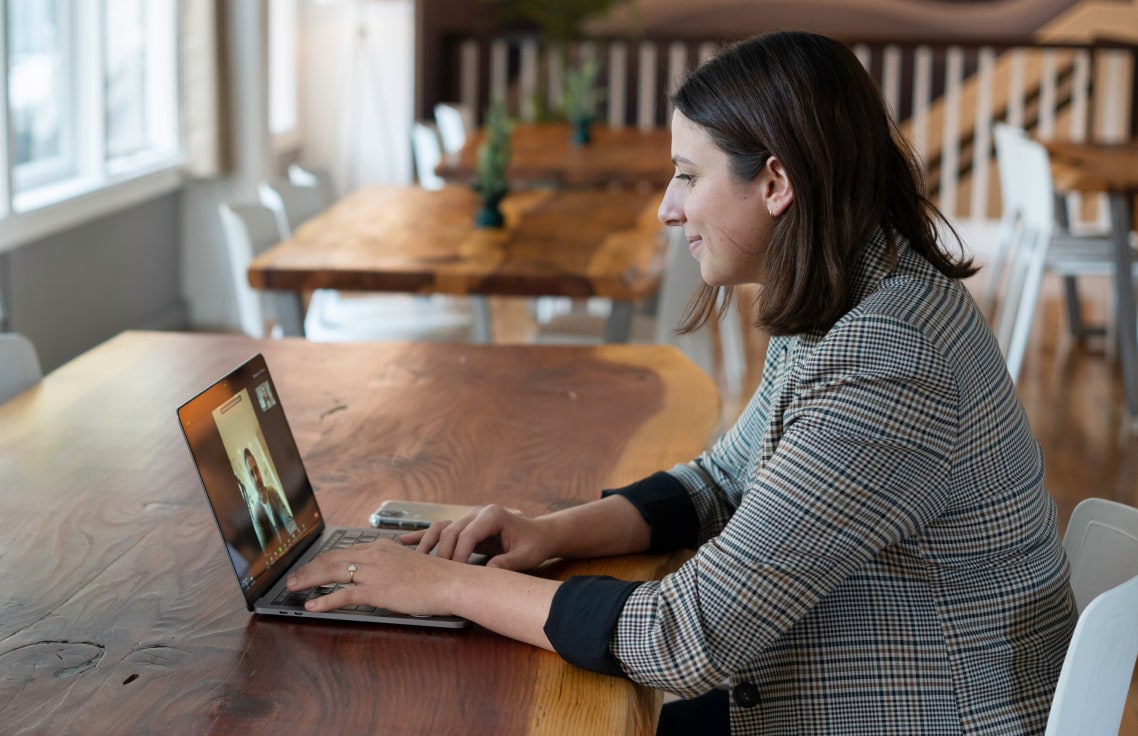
[672,31,976,336]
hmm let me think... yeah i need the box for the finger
[399,529,426,546]
[414,520,451,554]
[485,548,533,571]
[303,583,360,612]
[452,509,508,564]
[434,513,479,560]
[287,557,349,591]
[287,540,389,590]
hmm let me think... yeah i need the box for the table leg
[1107,191,1138,422]
[472,296,493,343]
[604,301,634,343]
[271,291,305,337]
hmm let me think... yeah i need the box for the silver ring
[347,563,357,584]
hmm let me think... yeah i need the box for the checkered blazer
[611,232,1077,734]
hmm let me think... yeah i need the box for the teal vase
[570,117,592,146]
[475,192,506,228]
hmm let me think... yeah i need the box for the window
[9,0,71,188]
[3,0,179,217]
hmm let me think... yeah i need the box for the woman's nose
[658,186,684,227]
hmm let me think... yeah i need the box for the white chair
[434,102,474,155]
[1062,497,1138,613]
[219,202,476,343]
[533,228,747,392]
[988,124,1138,378]
[287,163,337,207]
[219,202,286,338]
[0,332,42,404]
[988,126,1060,382]
[411,121,447,191]
[1042,497,1138,735]
[257,178,326,238]
[1045,572,1138,736]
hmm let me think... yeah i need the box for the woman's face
[658,110,784,287]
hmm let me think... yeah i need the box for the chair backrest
[654,227,715,378]
[434,102,473,155]
[1063,497,1138,612]
[257,178,326,238]
[1044,573,1138,736]
[411,121,446,191]
[985,123,1027,313]
[989,123,1056,383]
[218,202,282,338]
[287,164,337,208]
[0,332,43,403]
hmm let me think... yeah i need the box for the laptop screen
[178,354,324,607]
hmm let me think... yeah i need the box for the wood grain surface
[247,185,667,302]
[0,331,718,735]
[436,123,674,190]
[1043,140,1138,194]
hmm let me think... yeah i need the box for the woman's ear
[764,156,794,217]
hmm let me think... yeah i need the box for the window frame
[0,0,183,254]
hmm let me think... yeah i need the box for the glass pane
[9,0,65,167]
[104,0,148,159]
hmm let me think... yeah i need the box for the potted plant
[561,55,604,146]
[488,0,634,45]
[472,100,513,228]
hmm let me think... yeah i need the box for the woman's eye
[673,173,694,183]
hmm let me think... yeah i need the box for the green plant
[474,100,514,201]
[561,55,604,124]
[488,0,634,44]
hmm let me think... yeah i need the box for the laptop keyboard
[270,528,399,613]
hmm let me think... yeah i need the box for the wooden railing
[435,34,1136,236]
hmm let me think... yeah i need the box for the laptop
[177,352,469,629]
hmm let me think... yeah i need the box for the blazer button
[732,682,760,709]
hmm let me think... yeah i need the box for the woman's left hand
[285,538,460,616]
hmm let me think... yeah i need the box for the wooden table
[1044,140,1138,423]
[248,185,667,343]
[436,122,674,190]
[0,331,719,735]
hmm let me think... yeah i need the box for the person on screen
[286,31,1076,735]
[244,448,297,549]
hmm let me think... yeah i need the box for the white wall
[4,193,186,371]
[298,0,415,193]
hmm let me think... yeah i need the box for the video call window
[212,386,302,581]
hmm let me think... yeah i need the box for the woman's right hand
[402,504,554,571]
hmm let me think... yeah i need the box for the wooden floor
[492,273,1138,729]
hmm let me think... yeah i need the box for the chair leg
[1062,275,1107,339]
[1004,232,1049,384]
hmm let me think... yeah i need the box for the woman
[288,31,1076,735]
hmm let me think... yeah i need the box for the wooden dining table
[0,330,720,735]
[436,122,674,190]
[247,184,667,343]
[1043,139,1138,423]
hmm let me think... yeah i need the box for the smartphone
[368,500,483,530]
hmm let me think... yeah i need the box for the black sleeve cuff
[602,470,699,552]
[544,575,643,676]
